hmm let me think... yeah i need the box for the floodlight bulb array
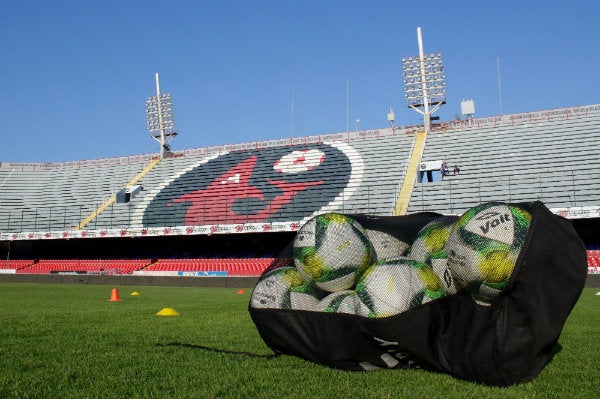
[146,93,177,134]
[402,52,446,106]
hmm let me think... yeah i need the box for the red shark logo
[168,155,323,225]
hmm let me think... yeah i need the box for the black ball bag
[248,201,587,386]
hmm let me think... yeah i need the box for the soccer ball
[445,202,532,305]
[409,216,457,262]
[355,258,446,318]
[250,266,323,310]
[408,216,459,294]
[365,228,410,263]
[293,213,374,292]
[314,290,357,314]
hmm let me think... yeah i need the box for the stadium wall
[0,270,597,288]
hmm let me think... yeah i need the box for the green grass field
[0,283,598,399]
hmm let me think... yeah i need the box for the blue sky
[1,0,598,163]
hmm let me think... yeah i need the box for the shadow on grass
[550,342,562,361]
[157,342,280,359]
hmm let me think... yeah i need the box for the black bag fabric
[248,201,587,386]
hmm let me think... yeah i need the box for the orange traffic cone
[108,288,122,302]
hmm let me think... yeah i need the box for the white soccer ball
[250,266,323,310]
[314,290,357,314]
[408,216,458,294]
[355,258,446,318]
[446,203,532,305]
[365,228,410,263]
[293,213,374,292]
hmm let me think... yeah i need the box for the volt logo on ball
[476,212,512,235]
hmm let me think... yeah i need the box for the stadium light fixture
[146,73,178,159]
[387,105,395,128]
[402,27,446,133]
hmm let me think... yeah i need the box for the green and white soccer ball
[293,213,374,292]
[250,266,323,310]
[355,258,446,318]
[365,228,410,264]
[408,216,459,294]
[446,202,532,305]
[314,290,357,314]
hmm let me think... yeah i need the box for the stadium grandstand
[0,103,599,284]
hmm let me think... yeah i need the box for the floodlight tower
[402,27,446,133]
[146,73,178,158]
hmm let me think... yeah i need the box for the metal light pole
[146,73,178,158]
[402,27,446,133]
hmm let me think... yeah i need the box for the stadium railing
[15,259,152,275]
[145,258,274,276]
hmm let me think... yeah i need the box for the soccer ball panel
[408,216,458,295]
[250,266,323,310]
[430,258,457,295]
[408,216,457,263]
[355,258,443,318]
[293,213,374,292]
[315,290,357,314]
[365,229,410,263]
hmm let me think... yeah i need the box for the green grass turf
[0,283,598,399]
